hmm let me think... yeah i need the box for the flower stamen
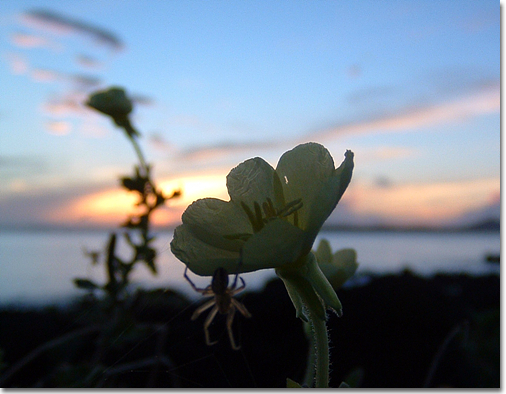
[240,198,303,232]
[241,202,264,233]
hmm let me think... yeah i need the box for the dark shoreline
[0,217,500,234]
[0,271,499,388]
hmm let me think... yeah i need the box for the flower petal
[242,218,306,270]
[182,198,252,252]
[306,150,354,232]
[275,143,335,230]
[227,157,284,213]
[299,150,354,252]
[170,225,242,276]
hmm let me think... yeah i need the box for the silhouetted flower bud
[87,87,138,137]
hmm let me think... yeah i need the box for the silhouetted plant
[75,87,180,304]
[0,87,181,388]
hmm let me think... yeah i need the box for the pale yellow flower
[171,142,354,318]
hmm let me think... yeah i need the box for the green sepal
[304,253,343,317]
[276,264,326,321]
[277,273,308,322]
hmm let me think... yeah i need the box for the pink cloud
[10,32,61,51]
[46,120,71,135]
[313,85,500,141]
[4,53,28,74]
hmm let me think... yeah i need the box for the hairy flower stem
[287,274,330,388]
[312,310,330,388]
[302,322,316,386]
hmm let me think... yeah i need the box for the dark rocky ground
[0,271,499,388]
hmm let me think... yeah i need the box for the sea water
[0,229,500,306]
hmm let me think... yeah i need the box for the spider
[184,266,251,350]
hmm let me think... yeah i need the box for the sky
[0,0,500,229]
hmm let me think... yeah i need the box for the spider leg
[184,267,207,293]
[230,272,240,290]
[230,250,245,290]
[191,298,216,321]
[231,298,252,318]
[230,277,246,295]
[226,305,241,350]
[203,305,219,347]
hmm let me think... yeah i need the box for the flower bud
[87,87,137,136]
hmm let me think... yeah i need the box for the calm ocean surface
[0,229,500,306]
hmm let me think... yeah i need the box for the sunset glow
[346,178,500,226]
[47,171,230,227]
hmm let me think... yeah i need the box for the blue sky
[0,0,500,228]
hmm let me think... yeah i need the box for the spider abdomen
[216,294,232,314]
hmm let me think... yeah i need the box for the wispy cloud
[347,85,396,106]
[28,66,101,88]
[10,32,62,51]
[0,155,47,177]
[3,8,125,141]
[179,140,282,162]
[46,120,71,136]
[21,9,123,51]
[311,84,499,142]
[30,67,59,82]
[148,132,175,152]
[4,52,28,74]
[357,146,419,161]
[41,93,87,117]
[75,54,103,70]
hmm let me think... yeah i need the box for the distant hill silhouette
[322,217,499,233]
[466,218,500,232]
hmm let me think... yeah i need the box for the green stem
[126,132,148,176]
[123,125,160,200]
[309,308,330,388]
[288,275,330,388]
[302,321,316,386]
